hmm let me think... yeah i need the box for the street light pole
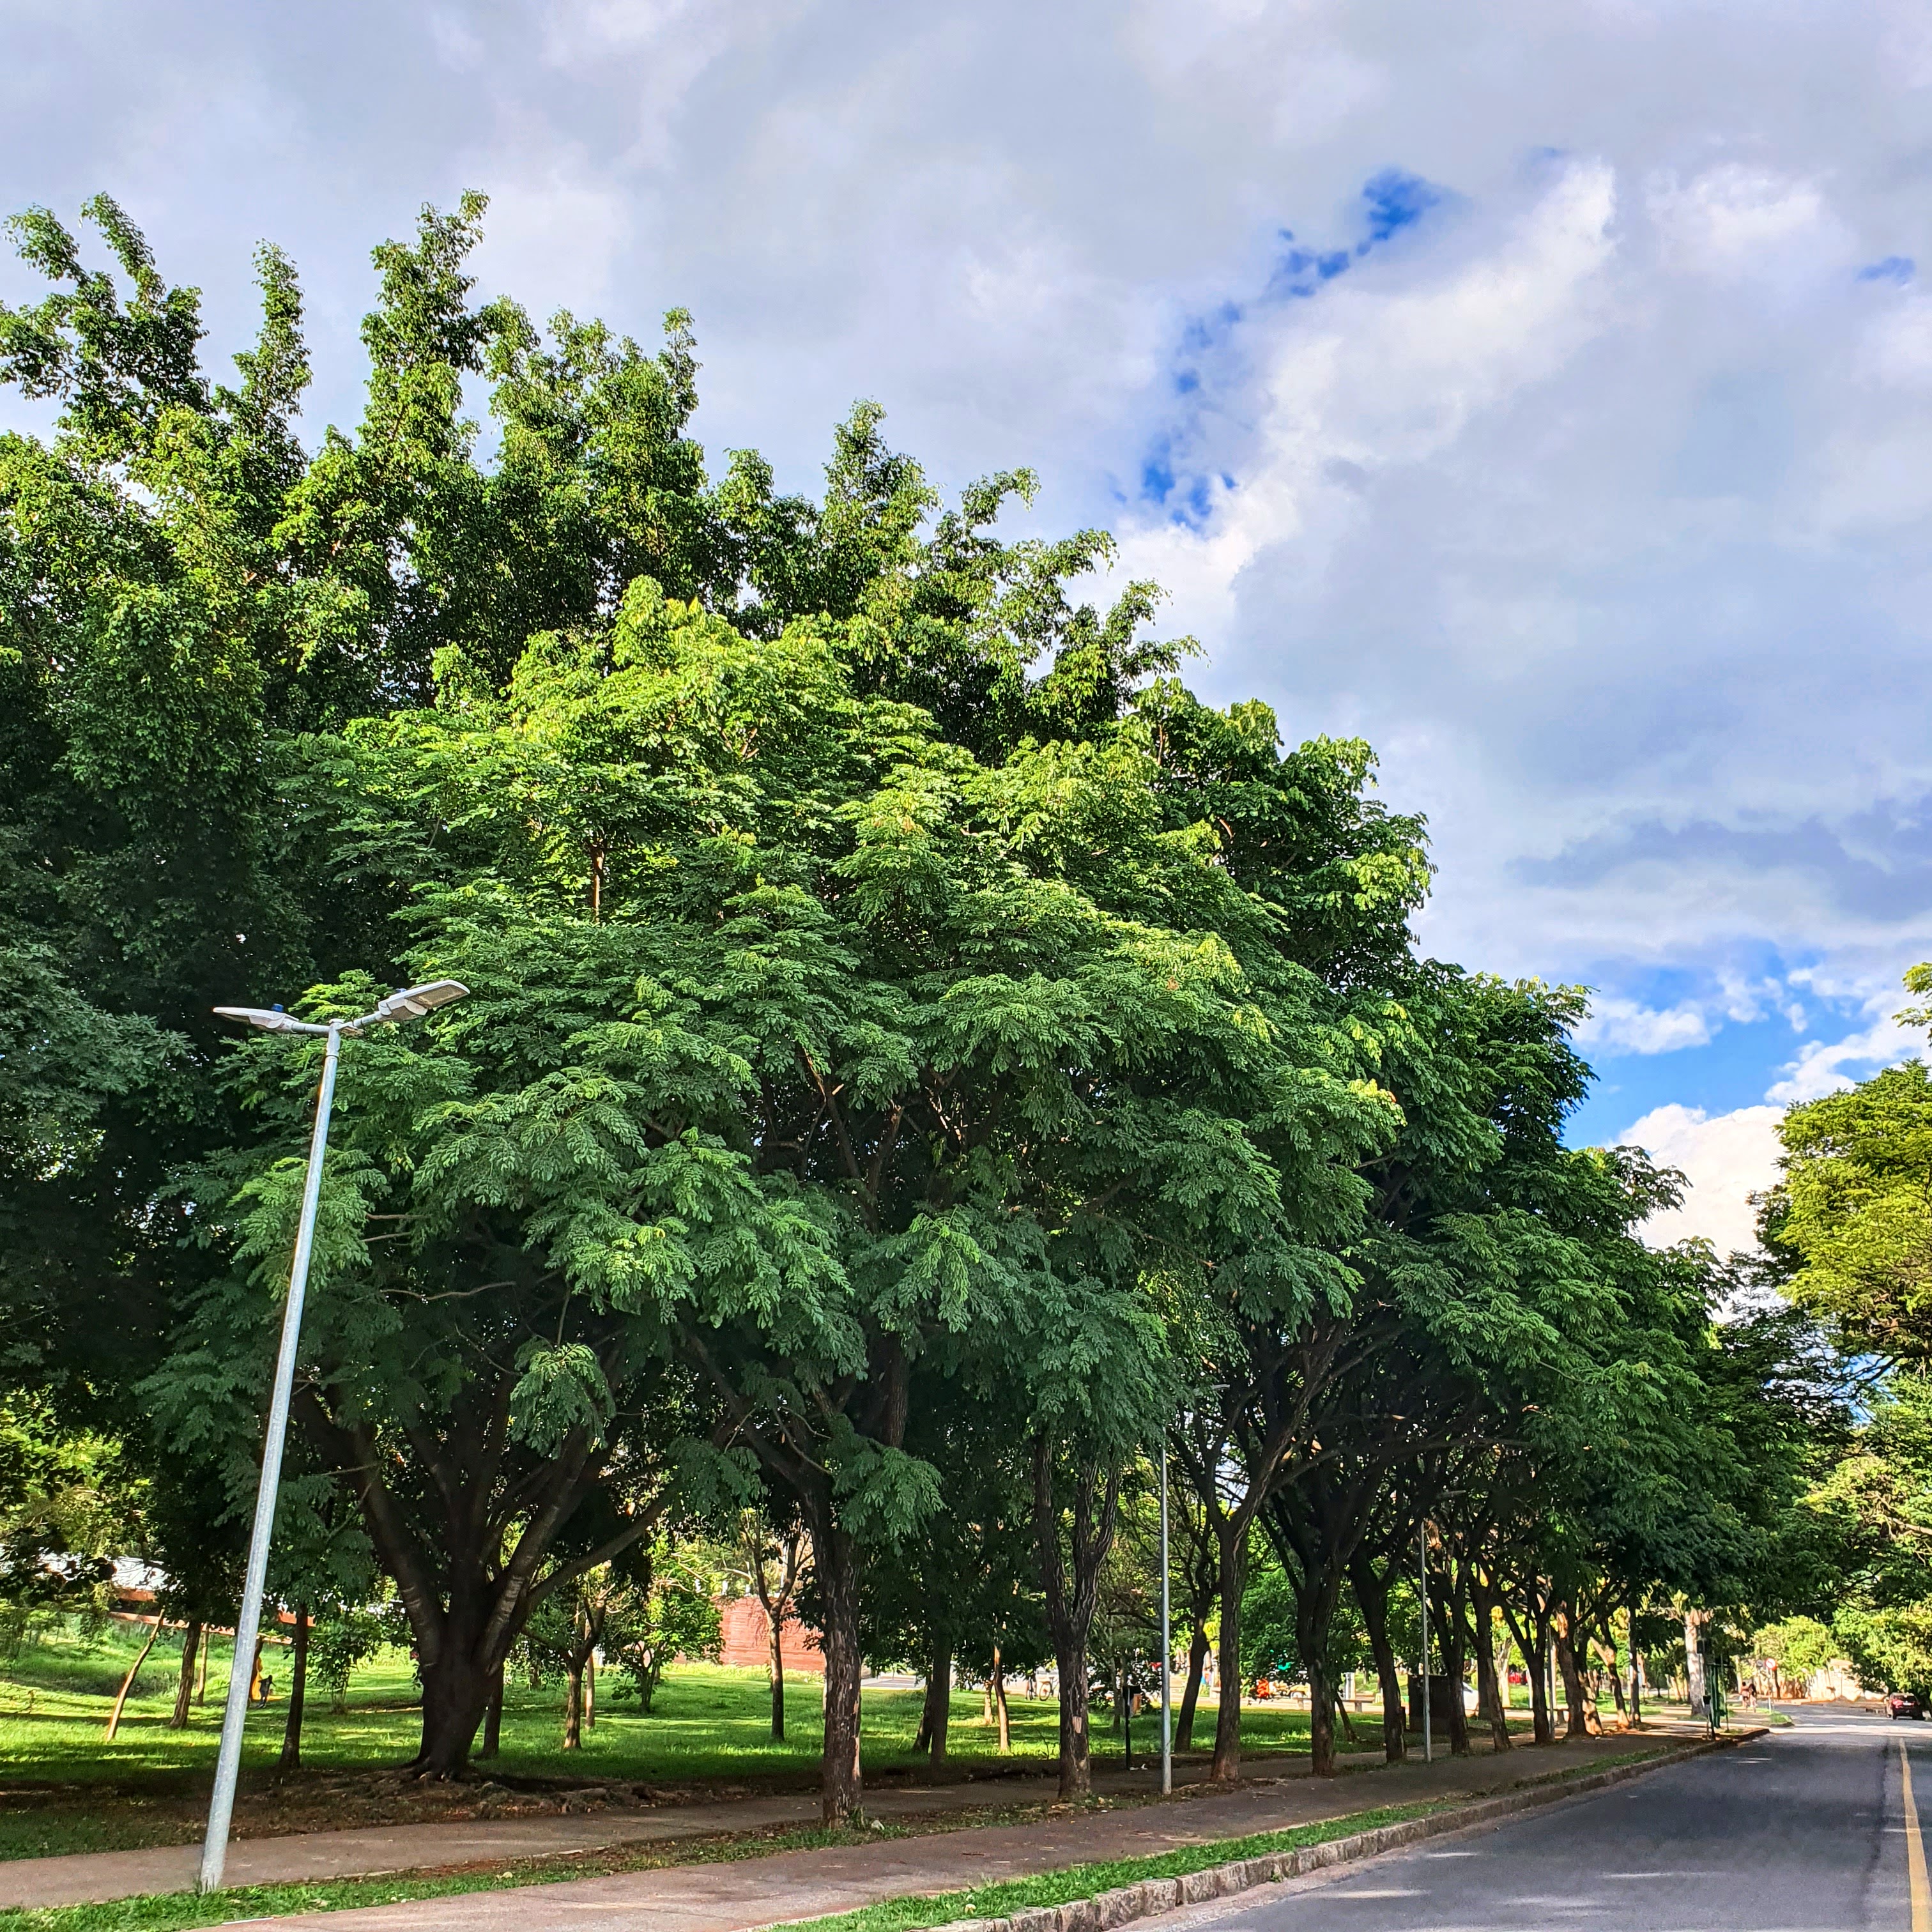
[197,982,465,1895]
[1160,1442,1172,1796]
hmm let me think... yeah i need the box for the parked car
[1887,1691,1926,1719]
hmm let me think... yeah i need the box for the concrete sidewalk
[0,1723,1709,1922]
[0,1747,1342,1910]
[266,1728,1712,1932]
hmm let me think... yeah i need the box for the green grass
[0,1618,1321,1862]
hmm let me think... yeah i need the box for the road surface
[1195,1706,1926,1931]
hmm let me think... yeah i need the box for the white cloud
[1767,1009,1925,1103]
[1621,1102,1784,1254]
[1574,996,1712,1055]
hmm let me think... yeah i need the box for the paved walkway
[0,1747,1343,1910]
[0,1723,1708,1920]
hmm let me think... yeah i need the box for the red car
[1888,1692,1926,1719]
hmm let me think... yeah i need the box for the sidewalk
[0,1723,1708,1920]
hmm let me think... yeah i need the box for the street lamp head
[212,1006,330,1036]
[371,979,469,1025]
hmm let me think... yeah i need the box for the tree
[740,1506,808,1742]
[1768,969,1932,1361]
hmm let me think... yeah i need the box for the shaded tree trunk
[815,1521,864,1826]
[769,1607,786,1742]
[564,1660,585,1750]
[1175,1621,1209,1752]
[1351,1552,1406,1763]
[197,1629,210,1703]
[280,1604,310,1772]
[585,1649,595,1730]
[921,1643,953,1763]
[1554,1603,1592,1738]
[1032,1437,1120,1801]
[1471,1572,1509,1752]
[1439,1567,1471,1756]
[1208,1515,1251,1783]
[169,1621,202,1730]
[993,1646,1010,1752]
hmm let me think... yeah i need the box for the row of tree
[0,194,1832,1824]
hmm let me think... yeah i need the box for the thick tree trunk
[170,1621,203,1729]
[923,1644,953,1762]
[197,1630,211,1703]
[585,1650,595,1730]
[769,1606,786,1742]
[1554,1605,1591,1738]
[816,1524,864,1826]
[1351,1554,1406,1763]
[478,1666,504,1758]
[1471,1578,1509,1752]
[104,1618,164,1741]
[1032,1440,1119,1803]
[279,1605,309,1772]
[1291,1562,1344,1777]
[1683,1609,1709,1721]
[1439,1578,1471,1756]
[413,1647,496,1776]
[564,1662,585,1749]
[1208,1518,1249,1783]
[1529,1609,1552,1744]
[1176,1622,1209,1752]
[993,1647,1010,1752]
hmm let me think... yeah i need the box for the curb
[918,1729,1766,1932]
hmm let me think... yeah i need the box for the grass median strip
[765,1802,1455,1932]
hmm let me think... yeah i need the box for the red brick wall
[716,1595,822,1675]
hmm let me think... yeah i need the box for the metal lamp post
[1160,1443,1172,1795]
[197,981,467,1894]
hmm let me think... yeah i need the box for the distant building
[715,1595,823,1675]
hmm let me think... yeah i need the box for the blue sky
[6,0,1931,1251]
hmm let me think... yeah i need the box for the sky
[6,0,1931,1253]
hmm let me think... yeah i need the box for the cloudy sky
[8,0,1931,1250]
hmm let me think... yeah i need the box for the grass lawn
[0,1617,1319,1862]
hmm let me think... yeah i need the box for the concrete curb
[911,1729,1766,1932]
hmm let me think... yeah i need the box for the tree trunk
[413,1646,495,1776]
[922,1643,952,1762]
[279,1605,309,1772]
[1176,1622,1209,1752]
[1289,1560,1344,1778]
[1032,1440,1119,1803]
[993,1647,1010,1752]
[478,1666,504,1759]
[1351,1553,1406,1763]
[816,1522,864,1827]
[1554,1605,1591,1738]
[1471,1578,1508,1752]
[1208,1517,1249,1783]
[585,1650,595,1730]
[170,1621,203,1729]
[1439,1575,1471,1756]
[103,1618,164,1742]
[1531,1609,1552,1743]
[769,1604,786,1742]
[197,1629,211,1703]
[563,1661,584,1750]
[1684,1609,1708,1721]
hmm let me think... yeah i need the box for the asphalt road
[1197,1707,1926,1932]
